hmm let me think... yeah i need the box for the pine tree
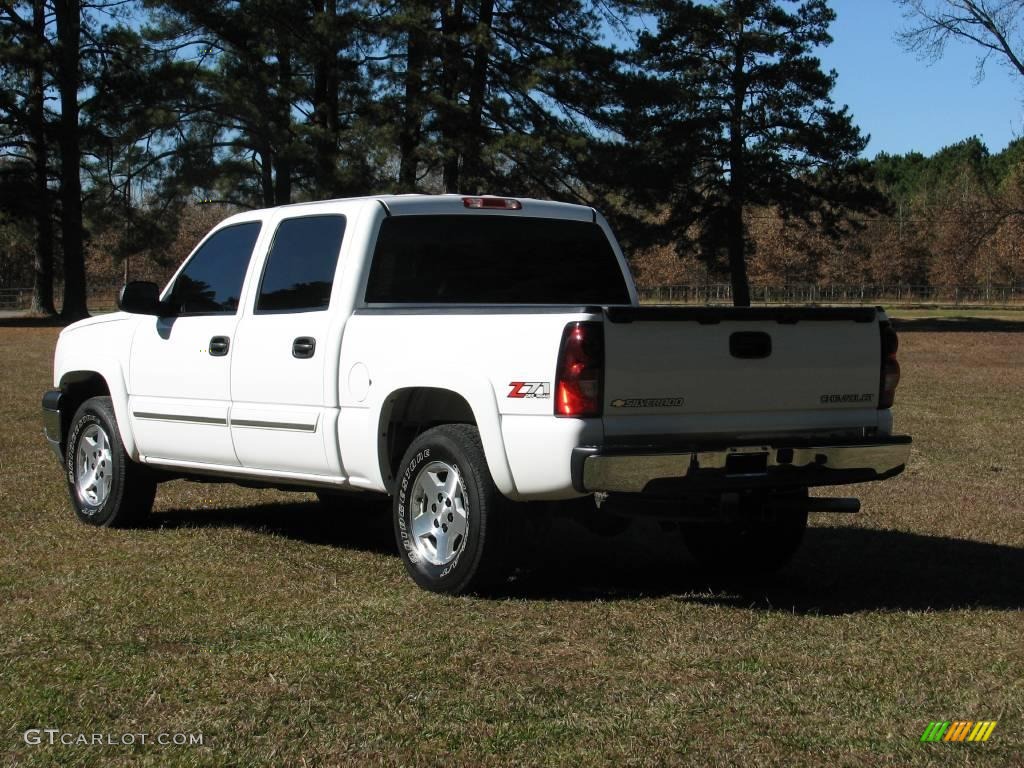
[1,0,105,321]
[0,0,57,315]
[626,0,879,306]
[374,0,615,198]
[79,17,195,282]
[145,0,376,208]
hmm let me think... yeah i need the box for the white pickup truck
[43,194,911,593]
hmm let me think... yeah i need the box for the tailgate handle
[730,331,772,359]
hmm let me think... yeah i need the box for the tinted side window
[364,215,630,305]
[169,222,262,314]
[256,215,347,312]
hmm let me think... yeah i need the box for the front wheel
[65,396,156,527]
[393,424,516,594]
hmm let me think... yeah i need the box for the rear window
[256,215,346,312]
[364,215,630,304]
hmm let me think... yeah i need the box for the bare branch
[897,0,1024,79]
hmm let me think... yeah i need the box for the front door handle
[292,336,316,359]
[209,336,230,357]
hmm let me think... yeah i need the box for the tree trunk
[726,193,750,306]
[462,0,494,194]
[274,43,293,205]
[312,0,339,195]
[440,0,465,193]
[274,154,291,205]
[259,145,275,207]
[398,5,427,192]
[29,0,56,316]
[54,0,88,321]
[727,21,750,308]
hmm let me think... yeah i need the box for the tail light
[462,196,522,210]
[879,322,901,409]
[555,321,603,417]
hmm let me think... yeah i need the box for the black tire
[393,424,517,594]
[679,491,808,576]
[65,396,156,528]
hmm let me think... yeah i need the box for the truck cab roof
[219,194,597,226]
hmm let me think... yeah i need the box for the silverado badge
[610,397,685,408]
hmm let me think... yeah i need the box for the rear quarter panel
[337,310,602,500]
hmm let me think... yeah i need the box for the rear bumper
[41,389,63,461]
[572,434,912,494]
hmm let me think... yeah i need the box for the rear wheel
[393,424,517,594]
[680,490,808,576]
[65,396,156,527]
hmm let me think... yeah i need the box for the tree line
[0,1,1020,319]
[633,136,1024,291]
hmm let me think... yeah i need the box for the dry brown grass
[0,322,1021,767]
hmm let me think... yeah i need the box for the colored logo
[507,381,550,399]
[920,721,997,743]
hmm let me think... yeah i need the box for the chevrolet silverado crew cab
[42,194,911,593]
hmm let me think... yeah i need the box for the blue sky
[820,0,1024,158]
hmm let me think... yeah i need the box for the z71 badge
[508,381,551,399]
[610,397,685,408]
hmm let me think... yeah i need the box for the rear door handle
[209,336,230,356]
[292,336,316,359]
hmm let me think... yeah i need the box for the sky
[819,0,1024,158]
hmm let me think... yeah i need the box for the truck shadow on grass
[518,520,1024,615]
[154,498,397,556]
[153,501,1022,615]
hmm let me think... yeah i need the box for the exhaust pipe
[765,495,861,514]
[805,497,861,513]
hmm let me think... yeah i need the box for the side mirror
[117,281,169,316]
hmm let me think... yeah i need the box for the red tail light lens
[555,321,603,417]
[879,322,901,409]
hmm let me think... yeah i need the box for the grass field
[1,321,1021,767]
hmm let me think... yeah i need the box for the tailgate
[602,306,882,438]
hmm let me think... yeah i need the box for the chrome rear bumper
[573,435,912,494]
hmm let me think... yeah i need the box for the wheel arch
[376,385,517,498]
[57,363,139,460]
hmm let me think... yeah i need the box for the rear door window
[256,215,347,312]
